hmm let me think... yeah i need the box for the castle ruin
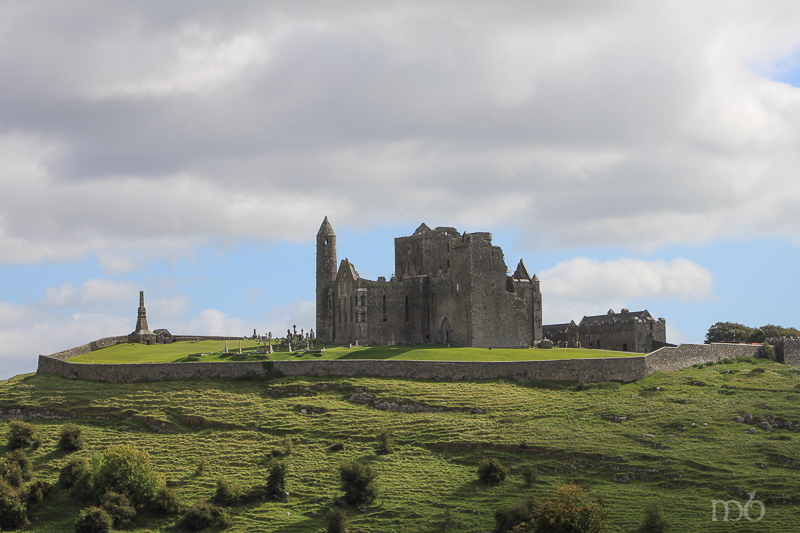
[315,217,543,348]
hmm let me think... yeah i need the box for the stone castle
[316,217,543,348]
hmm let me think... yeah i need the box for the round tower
[316,217,337,343]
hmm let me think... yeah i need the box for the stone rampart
[775,338,800,366]
[38,341,786,384]
[43,335,249,362]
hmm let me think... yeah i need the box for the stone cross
[293,324,297,337]
[238,341,242,354]
[301,328,304,339]
[287,328,291,340]
[268,332,273,354]
[310,329,315,340]
[225,341,228,353]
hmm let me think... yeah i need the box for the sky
[2,0,800,379]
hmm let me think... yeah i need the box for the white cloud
[540,257,713,303]
[539,257,712,325]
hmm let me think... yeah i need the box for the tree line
[705,322,800,344]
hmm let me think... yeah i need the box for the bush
[74,506,113,533]
[69,471,95,503]
[339,462,377,506]
[92,445,165,506]
[7,449,32,476]
[59,424,86,452]
[195,458,206,477]
[520,464,536,486]
[178,499,228,531]
[1,461,25,487]
[100,491,136,527]
[508,484,611,533]
[376,428,394,455]
[326,507,350,533]
[26,479,52,505]
[7,421,39,449]
[758,342,776,361]
[493,501,534,533]
[153,486,182,514]
[0,493,28,531]
[329,442,346,452]
[637,501,669,532]
[60,457,91,489]
[212,476,241,505]
[478,458,508,486]
[266,461,287,498]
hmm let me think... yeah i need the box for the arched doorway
[440,317,452,344]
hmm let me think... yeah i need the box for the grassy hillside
[68,341,633,364]
[1,357,799,532]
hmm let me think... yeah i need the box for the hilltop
[1,357,799,532]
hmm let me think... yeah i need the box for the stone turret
[128,291,156,345]
[316,217,337,343]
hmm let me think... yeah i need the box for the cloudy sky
[2,0,800,378]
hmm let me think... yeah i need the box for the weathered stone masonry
[316,218,543,349]
[38,342,786,384]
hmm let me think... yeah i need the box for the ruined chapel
[316,217,543,348]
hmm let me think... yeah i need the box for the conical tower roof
[317,216,335,237]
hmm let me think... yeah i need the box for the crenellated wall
[37,341,782,383]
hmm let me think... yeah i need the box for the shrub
[59,424,86,452]
[478,458,508,486]
[7,449,32,477]
[153,486,182,514]
[339,462,377,506]
[326,507,350,533]
[7,421,38,449]
[74,507,113,533]
[637,501,669,532]
[758,342,776,361]
[69,471,95,503]
[493,501,534,533]
[60,457,91,489]
[520,464,536,486]
[266,461,287,498]
[376,428,394,455]
[0,493,28,531]
[26,479,52,505]
[509,484,611,533]
[92,445,165,506]
[195,458,206,477]
[178,499,228,531]
[283,436,293,456]
[329,442,346,452]
[1,461,25,487]
[212,476,241,505]
[100,491,136,527]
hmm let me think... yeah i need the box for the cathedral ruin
[315,217,543,348]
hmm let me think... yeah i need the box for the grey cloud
[1,1,800,262]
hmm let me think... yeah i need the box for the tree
[7,421,39,449]
[339,462,377,505]
[92,445,165,506]
[705,322,756,344]
[59,424,86,452]
[637,501,669,532]
[508,484,612,533]
[376,428,394,455]
[266,461,288,498]
[749,324,800,343]
[478,458,509,485]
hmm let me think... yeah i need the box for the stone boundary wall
[37,341,783,384]
[644,343,760,373]
[43,335,250,361]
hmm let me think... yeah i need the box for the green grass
[69,341,634,364]
[2,358,798,532]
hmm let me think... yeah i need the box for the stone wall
[44,335,249,362]
[775,338,800,366]
[644,343,760,373]
[38,341,783,384]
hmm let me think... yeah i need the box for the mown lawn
[1,357,798,532]
[69,341,634,364]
